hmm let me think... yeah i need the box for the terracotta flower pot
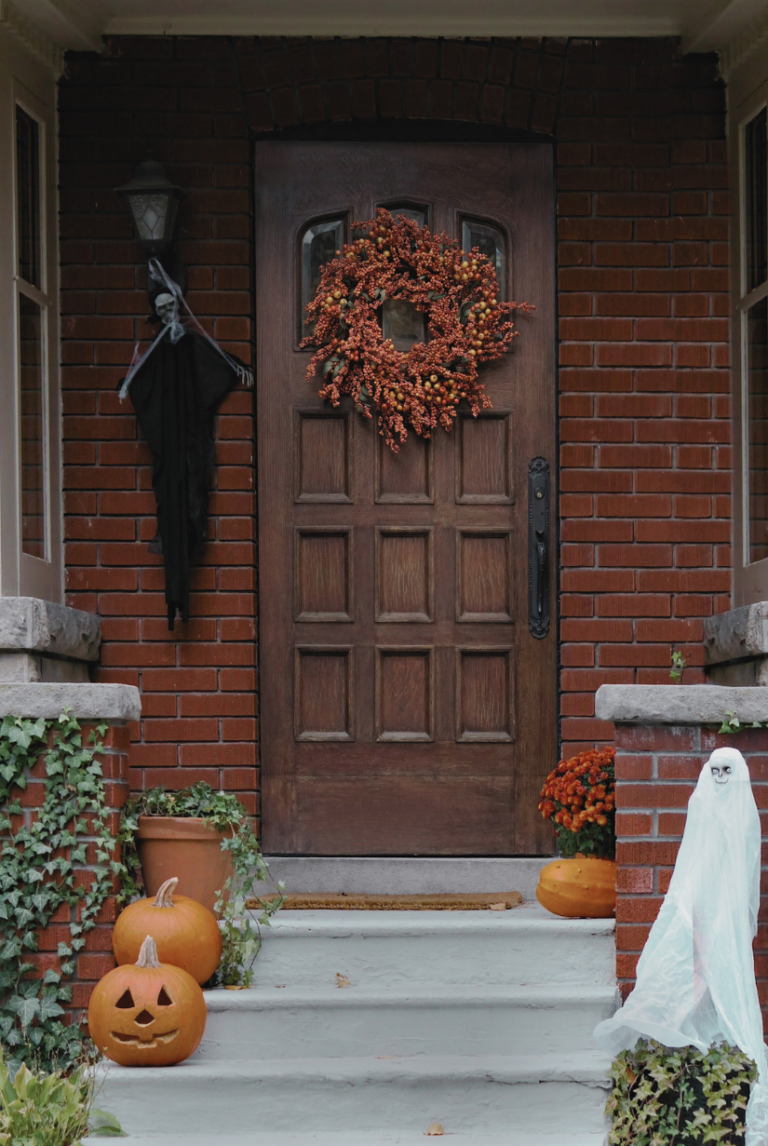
[137,816,235,914]
[535,854,616,919]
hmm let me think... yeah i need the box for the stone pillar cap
[0,598,101,661]
[0,683,140,722]
[703,603,768,665]
[596,684,768,725]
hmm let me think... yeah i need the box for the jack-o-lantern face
[88,936,207,1067]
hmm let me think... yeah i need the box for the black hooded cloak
[126,328,241,629]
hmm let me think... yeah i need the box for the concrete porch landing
[91,904,616,1145]
[261,856,553,900]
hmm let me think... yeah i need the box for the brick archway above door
[230,36,567,137]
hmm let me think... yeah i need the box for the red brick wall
[58,35,728,806]
[614,722,768,1031]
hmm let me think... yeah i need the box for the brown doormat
[252,891,523,911]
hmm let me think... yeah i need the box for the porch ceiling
[12,0,768,53]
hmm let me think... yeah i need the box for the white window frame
[0,35,61,602]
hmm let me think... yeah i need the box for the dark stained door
[256,142,556,856]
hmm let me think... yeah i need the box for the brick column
[0,683,140,1020]
[596,683,768,1031]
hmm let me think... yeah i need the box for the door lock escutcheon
[528,457,550,639]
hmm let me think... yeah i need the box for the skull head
[154,291,177,325]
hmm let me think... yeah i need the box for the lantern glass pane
[129,192,171,244]
[748,296,768,564]
[18,294,46,559]
[461,220,505,299]
[16,106,41,289]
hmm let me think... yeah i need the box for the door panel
[256,141,556,856]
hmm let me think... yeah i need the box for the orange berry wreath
[301,208,532,452]
[538,747,616,859]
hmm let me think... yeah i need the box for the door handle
[528,457,550,639]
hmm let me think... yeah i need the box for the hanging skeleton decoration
[120,259,252,630]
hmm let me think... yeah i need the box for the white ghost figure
[594,746,768,1144]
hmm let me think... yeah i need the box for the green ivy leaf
[7,996,40,1027]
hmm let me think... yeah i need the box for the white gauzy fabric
[594,747,768,1145]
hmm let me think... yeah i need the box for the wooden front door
[256,142,555,856]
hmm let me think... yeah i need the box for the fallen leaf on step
[224,985,247,991]
[335,973,351,988]
[425,1123,444,1136]
[275,984,286,988]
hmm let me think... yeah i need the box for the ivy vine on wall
[0,712,116,1072]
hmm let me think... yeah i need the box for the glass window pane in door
[19,295,46,559]
[748,297,768,563]
[382,299,426,351]
[386,206,426,226]
[301,219,345,330]
[461,220,505,299]
[746,109,768,294]
[16,106,41,289]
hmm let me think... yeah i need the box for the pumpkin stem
[136,935,162,969]
[153,877,179,908]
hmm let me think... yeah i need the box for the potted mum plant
[535,746,616,918]
[118,783,285,987]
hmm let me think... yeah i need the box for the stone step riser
[88,1135,609,1146]
[197,995,615,1060]
[98,1073,610,1136]
[252,930,616,989]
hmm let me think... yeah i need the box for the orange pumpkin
[113,876,222,985]
[535,855,616,918]
[88,935,207,1067]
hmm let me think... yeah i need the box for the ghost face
[710,763,733,786]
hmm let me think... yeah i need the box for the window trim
[732,89,768,603]
[0,50,62,602]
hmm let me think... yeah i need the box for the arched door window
[461,219,506,300]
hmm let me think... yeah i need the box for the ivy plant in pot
[119,784,286,988]
[535,746,616,918]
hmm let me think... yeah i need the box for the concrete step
[251,904,616,989]
[95,1053,612,1137]
[263,856,554,899]
[88,1133,609,1145]
[198,983,617,1059]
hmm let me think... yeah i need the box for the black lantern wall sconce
[116,158,184,259]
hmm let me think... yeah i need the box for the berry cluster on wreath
[301,208,532,452]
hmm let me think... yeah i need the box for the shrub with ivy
[606,1038,755,1145]
[119,782,285,988]
[0,712,117,1073]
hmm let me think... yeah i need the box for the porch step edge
[96,1051,613,1087]
[87,1134,609,1146]
[203,984,618,1011]
[255,903,616,938]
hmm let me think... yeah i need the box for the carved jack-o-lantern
[88,935,207,1067]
